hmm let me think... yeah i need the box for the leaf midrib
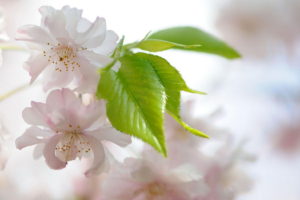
[117,66,164,145]
[138,55,180,116]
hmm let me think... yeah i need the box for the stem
[0,42,26,51]
[123,42,139,50]
[123,31,152,50]
[0,84,30,102]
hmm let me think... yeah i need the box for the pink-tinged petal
[74,60,99,93]
[76,18,92,33]
[94,30,118,55]
[178,180,208,198]
[22,101,47,126]
[43,134,67,169]
[78,50,111,66]
[77,101,103,129]
[45,88,82,129]
[24,53,49,83]
[62,6,83,39]
[76,17,106,47]
[85,126,131,147]
[33,144,45,160]
[39,6,55,18]
[40,6,69,40]
[55,134,79,162]
[16,126,52,150]
[84,135,106,177]
[42,66,73,91]
[46,88,80,111]
[16,25,55,45]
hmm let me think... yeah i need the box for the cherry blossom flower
[15,88,131,176]
[16,6,118,92]
[101,101,254,200]
[273,121,300,154]
[197,144,254,200]
[101,149,207,200]
[102,143,253,200]
[102,141,253,200]
[216,0,300,58]
[72,175,103,200]
[166,102,254,200]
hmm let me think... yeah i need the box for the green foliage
[97,26,240,155]
[135,53,208,138]
[148,26,241,59]
[97,55,167,156]
[136,39,201,52]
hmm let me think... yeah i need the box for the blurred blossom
[72,176,103,200]
[15,88,131,176]
[216,0,300,59]
[0,120,9,169]
[0,7,10,66]
[273,117,300,154]
[16,5,118,93]
[166,100,228,144]
[101,151,208,200]
[166,102,254,200]
[101,102,254,200]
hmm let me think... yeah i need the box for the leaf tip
[228,49,242,59]
[183,88,207,95]
[156,139,168,157]
[161,149,168,157]
[190,128,210,139]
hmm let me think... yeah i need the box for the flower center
[134,182,166,199]
[55,125,91,162]
[147,182,166,197]
[43,42,86,72]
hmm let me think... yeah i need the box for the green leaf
[169,112,209,138]
[135,53,205,96]
[97,55,167,156]
[136,39,201,52]
[135,53,209,138]
[148,26,240,59]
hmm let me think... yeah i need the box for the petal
[94,30,118,55]
[43,134,67,169]
[85,126,131,147]
[76,18,92,33]
[77,101,103,129]
[16,25,55,45]
[75,17,106,47]
[24,53,49,83]
[46,88,80,111]
[40,6,69,40]
[45,88,82,129]
[42,66,73,91]
[74,59,99,93]
[33,144,45,160]
[179,180,208,197]
[16,126,52,150]
[131,162,156,182]
[62,6,83,38]
[78,50,111,66]
[84,135,106,176]
[39,6,55,19]
[55,134,79,162]
[22,101,48,126]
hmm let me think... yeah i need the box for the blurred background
[0,0,299,199]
